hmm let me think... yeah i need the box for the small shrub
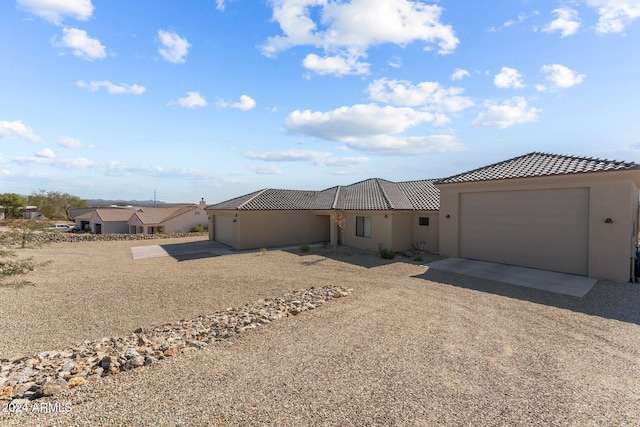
[260,247,267,255]
[300,244,310,253]
[190,224,208,233]
[413,255,424,262]
[379,247,395,260]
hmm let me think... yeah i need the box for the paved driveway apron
[131,240,234,260]
[427,257,598,297]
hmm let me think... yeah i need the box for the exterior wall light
[605,218,613,223]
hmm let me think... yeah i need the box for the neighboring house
[435,152,640,283]
[207,151,640,283]
[128,205,207,234]
[0,206,42,220]
[206,178,439,252]
[82,209,137,234]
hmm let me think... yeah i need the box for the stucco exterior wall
[162,209,207,233]
[208,210,329,250]
[411,212,440,253]
[213,214,235,246]
[391,212,413,251]
[437,170,640,282]
[341,211,392,251]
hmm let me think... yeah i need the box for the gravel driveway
[1,237,639,426]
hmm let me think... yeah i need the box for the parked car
[43,224,73,232]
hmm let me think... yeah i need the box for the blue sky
[1,0,639,204]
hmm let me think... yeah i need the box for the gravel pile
[1,237,639,426]
[1,286,351,403]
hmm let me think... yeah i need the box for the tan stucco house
[436,152,640,282]
[207,151,640,283]
[75,205,208,235]
[78,209,137,234]
[128,205,207,234]
[206,178,439,252]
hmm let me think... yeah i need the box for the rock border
[7,232,209,246]
[0,285,352,404]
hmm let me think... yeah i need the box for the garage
[214,215,235,246]
[459,188,590,275]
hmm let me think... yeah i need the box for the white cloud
[14,155,94,168]
[17,0,93,25]
[451,68,470,81]
[250,164,282,174]
[13,155,220,180]
[286,104,435,141]
[232,95,256,111]
[302,53,370,75]
[388,56,402,68]
[177,92,207,108]
[543,8,581,37]
[345,134,465,155]
[541,64,585,89]
[216,0,226,11]
[0,120,41,142]
[59,136,92,148]
[494,67,525,89]
[472,97,540,128]
[35,148,56,159]
[244,149,332,163]
[586,0,640,33]
[244,149,370,166]
[489,12,535,31]
[158,30,191,63]
[76,80,145,95]
[284,103,465,155]
[53,27,106,60]
[366,78,474,113]
[261,0,459,76]
[322,156,370,166]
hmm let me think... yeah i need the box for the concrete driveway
[426,257,598,297]
[131,240,234,260]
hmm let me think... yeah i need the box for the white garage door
[214,215,235,246]
[459,188,589,275]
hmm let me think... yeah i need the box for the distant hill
[87,199,188,207]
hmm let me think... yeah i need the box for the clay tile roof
[396,180,440,211]
[208,178,440,211]
[207,189,265,210]
[207,188,338,210]
[338,178,394,210]
[437,152,639,185]
[94,209,136,222]
[133,205,198,225]
[75,211,94,220]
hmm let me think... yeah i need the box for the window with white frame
[356,216,371,238]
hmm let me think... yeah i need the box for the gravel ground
[1,236,640,426]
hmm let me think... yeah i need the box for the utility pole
[154,189,157,208]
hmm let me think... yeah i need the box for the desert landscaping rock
[0,285,351,403]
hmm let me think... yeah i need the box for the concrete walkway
[426,258,598,297]
[131,240,234,260]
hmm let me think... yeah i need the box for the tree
[330,211,346,245]
[0,223,37,288]
[0,193,27,220]
[28,190,89,220]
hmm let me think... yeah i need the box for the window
[419,217,429,226]
[356,216,371,238]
